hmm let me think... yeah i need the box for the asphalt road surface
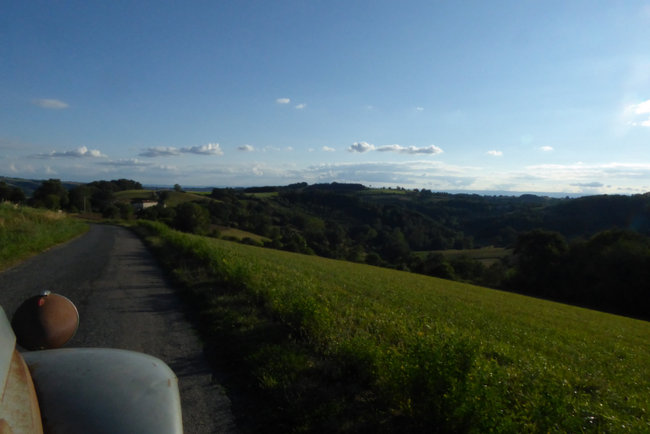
[0,224,238,433]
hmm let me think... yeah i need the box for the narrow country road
[0,224,238,434]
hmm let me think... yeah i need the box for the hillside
[136,221,650,432]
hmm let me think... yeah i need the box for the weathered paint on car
[0,351,44,433]
[0,308,43,433]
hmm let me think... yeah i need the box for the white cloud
[182,143,223,155]
[415,107,424,112]
[139,146,180,157]
[487,150,503,156]
[540,146,554,152]
[32,98,69,109]
[36,146,107,158]
[624,99,650,127]
[322,146,336,152]
[626,99,650,115]
[295,103,307,110]
[348,142,376,153]
[348,142,443,155]
[376,144,444,155]
[276,98,290,104]
[238,144,255,152]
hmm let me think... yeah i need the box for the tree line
[8,178,650,319]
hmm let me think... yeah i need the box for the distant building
[132,200,159,211]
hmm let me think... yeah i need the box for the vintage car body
[0,302,183,433]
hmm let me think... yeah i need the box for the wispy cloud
[415,107,424,112]
[297,160,476,188]
[295,103,307,110]
[97,158,150,167]
[322,146,335,152]
[376,144,444,155]
[139,146,180,157]
[348,142,376,153]
[487,150,503,156]
[32,98,69,109]
[629,118,650,127]
[35,146,106,158]
[276,98,290,104]
[140,143,224,157]
[571,182,604,188]
[540,146,554,152]
[238,144,255,152]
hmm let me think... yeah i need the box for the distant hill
[0,176,81,198]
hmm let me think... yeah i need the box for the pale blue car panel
[23,348,183,434]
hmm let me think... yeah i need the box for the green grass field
[135,220,650,433]
[215,225,271,244]
[114,189,213,207]
[0,203,88,271]
[424,246,512,266]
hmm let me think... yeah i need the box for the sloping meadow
[136,221,650,433]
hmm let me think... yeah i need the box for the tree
[172,202,210,234]
[0,182,25,203]
[508,229,568,296]
[68,185,95,212]
[31,179,69,210]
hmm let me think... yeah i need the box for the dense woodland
[3,177,650,319]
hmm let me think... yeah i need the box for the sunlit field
[136,220,650,432]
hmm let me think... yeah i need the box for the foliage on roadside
[134,220,650,433]
[0,203,88,270]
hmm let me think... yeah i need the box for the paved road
[0,224,238,433]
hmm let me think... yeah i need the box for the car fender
[22,348,183,434]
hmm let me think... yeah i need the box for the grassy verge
[0,203,88,271]
[134,220,650,433]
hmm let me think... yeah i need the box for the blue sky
[2,1,650,194]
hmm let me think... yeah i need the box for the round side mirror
[11,292,79,350]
